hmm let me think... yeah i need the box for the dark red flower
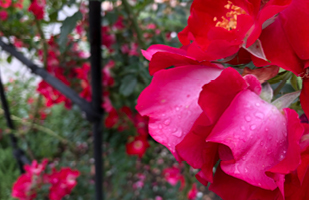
[178,0,291,61]
[0,0,11,8]
[28,0,45,20]
[47,168,80,200]
[162,166,185,190]
[0,10,8,20]
[126,135,150,158]
[187,183,198,200]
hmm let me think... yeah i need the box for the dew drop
[241,126,246,131]
[171,128,177,133]
[245,116,251,122]
[172,129,183,138]
[255,112,264,119]
[260,140,264,146]
[256,102,260,107]
[250,125,256,130]
[265,128,269,132]
[164,119,171,126]
[244,168,248,173]
[234,164,240,174]
[158,124,163,129]
[233,133,240,139]
[149,124,157,129]
[267,135,273,140]
[175,106,180,111]
[187,111,192,116]
[283,131,287,137]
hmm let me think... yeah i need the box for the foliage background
[0,0,223,199]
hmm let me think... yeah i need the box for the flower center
[299,68,309,79]
[214,1,246,31]
[134,140,143,150]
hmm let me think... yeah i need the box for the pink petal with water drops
[198,67,248,124]
[207,89,288,190]
[136,65,222,160]
[268,108,303,174]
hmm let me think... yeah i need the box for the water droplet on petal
[234,133,240,139]
[267,134,272,140]
[245,116,251,122]
[244,168,248,173]
[234,164,240,174]
[171,128,177,133]
[250,125,256,130]
[172,129,183,138]
[175,106,180,111]
[149,124,157,129]
[265,128,269,132]
[256,103,260,107]
[241,126,246,131]
[283,131,287,137]
[255,112,264,119]
[158,124,163,129]
[164,119,171,126]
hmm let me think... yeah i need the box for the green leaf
[49,11,59,22]
[6,55,12,64]
[272,90,301,110]
[119,75,137,96]
[260,82,273,103]
[58,11,82,51]
[268,71,288,84]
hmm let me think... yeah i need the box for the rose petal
[136,65,222,160]
[207,89,288,190]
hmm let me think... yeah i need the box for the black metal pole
[0,70,30,173]
[89,1,103,200]
[0,38,100,122]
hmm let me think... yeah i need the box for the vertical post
[0,70,30,173]
[89,1,103,200]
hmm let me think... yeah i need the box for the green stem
[121,0,146,49]
[273,71,293,97]
[35,20,48,69]
[0,108,74,149]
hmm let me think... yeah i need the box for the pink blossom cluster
[28,0,45,20]
[0,0,23,20]
[136,0,309,199]
[12,159,79,200]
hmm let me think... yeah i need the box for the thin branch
[0,108,75,149]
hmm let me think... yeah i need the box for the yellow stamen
[213,1,246,31]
